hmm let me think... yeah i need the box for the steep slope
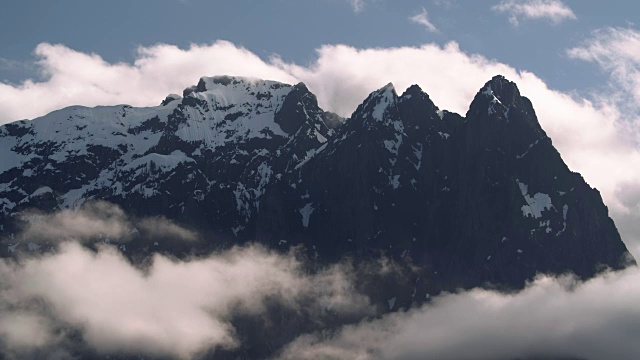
[0,75,632,298]
[0,76,338,254]
[257,75,633,302]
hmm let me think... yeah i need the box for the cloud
[348,0,365,13]
[2,202,640,359]
[278,267,640,360]
[0,211,372,359]
[0,58,29,72]
[1,40,640,251]
[492,0,577,26]
[136,216,198,242]
[568,27,640,111]
[0,202,372,358]
[0,41,296,122]
[409,8,439,33]
[5,202,201,250]
[275,42,640,222]
[567,27,640,257]
[433,0,455,8]
[16,201,132,244]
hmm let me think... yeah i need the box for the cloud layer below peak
[2,203,640,360]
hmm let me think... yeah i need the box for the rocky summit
[0,74,633,303]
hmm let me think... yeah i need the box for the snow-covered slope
[0,75,338,237]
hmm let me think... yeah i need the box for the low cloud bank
[0,203,639,360]
[0,242,371,359]
[279,267,640,360]
[0,203,372,359]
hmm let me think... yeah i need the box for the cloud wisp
[409,8,439,33]
[492,0,577,26]
[348,0,365,13]
[568,27,640,112]
[7,201,199,247]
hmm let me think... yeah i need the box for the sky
[0,0,635,91]
[2,1,640,358]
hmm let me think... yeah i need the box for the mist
[1,203,639,360]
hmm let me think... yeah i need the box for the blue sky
[1,0,640,254]
[0,0,636,92]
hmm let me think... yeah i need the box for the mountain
[0,75,633,297]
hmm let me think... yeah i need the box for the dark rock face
[254,76,634,307]
[0,74,633,360]
[0,75,632,295]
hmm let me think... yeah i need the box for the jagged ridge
[0,75,633,302]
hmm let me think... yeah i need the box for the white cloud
[279,268,640,360]
[409,8,439,33]
[567,26,640,259]
[275,42,640,223]
[136,216,198,242]
[10,201,200,246]
[1,202,639,359]
[0,41,296,122]
[0,203,372,358]
[16,201,132,244]
[492,0,577,26]
[0,243,370,358]
[568,27,640,110]
[1,40,640,254]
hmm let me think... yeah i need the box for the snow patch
[371,84,396,121]
[31,186,53,197]
[7,241,21,253]
[300,203,314,228]
[556,204,569,236]
[27,242,41,252]
[410,143,423,170]
[516,179,553,219]
[482,85,503,116]
[390,175,401,189]
[387,297,397,310]
[516,138,544,159]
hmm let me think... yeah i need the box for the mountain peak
[380,82,395,91]
[481,75,521,105]
[400,84,429,101]
[466,75,529,121]
[366,83,398,122]
[182,75,291,98]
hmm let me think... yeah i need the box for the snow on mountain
[0,75,632,303]
[0,76,339,230]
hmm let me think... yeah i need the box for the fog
[1,203,639,360]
